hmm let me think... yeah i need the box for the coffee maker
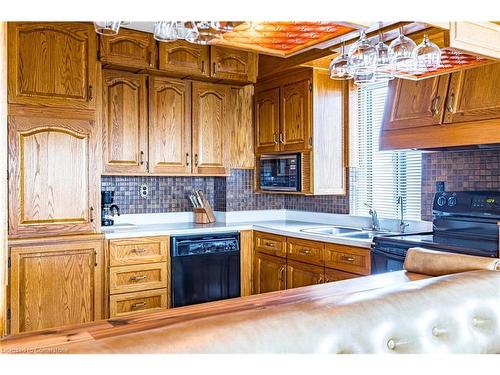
[101,190,120,226]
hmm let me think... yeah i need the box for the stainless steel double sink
[300,226,394,240]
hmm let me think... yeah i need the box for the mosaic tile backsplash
[101,169,349,215]
[421,150,500,221]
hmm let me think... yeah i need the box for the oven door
[371,248,406,274]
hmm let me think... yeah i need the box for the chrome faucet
[397,196,410,233]
[364,203,380,231]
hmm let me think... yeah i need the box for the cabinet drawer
[254,231,286,257]
[109,288,167,318]
[109,263,168,294]
[324,244,371,275]
[287,237,324,266]
[109,237,169,266]
[324,268,360,283]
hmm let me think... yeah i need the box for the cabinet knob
[299,248,312,255]
[265,242,275,247]
[341,256,355,262]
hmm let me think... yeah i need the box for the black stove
[371,191,500,274]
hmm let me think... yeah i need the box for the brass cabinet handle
[341,256,355,262]
[431,95,441,115]
[194,153,199,167]
[129,275,147,282]
[133,248,147,253]
[186,153,190,166]
[278,266,285,281]
[140,151,145,165]
[88,85,94,101]
[272,132,278,145]
[317,277,323,284]
[89,206,95,222]
[278,132,284,144]
[446,92,455,113]
[299,248,312,255]
[131,302,146,310]
[149,51,154,67]
[265,241,275,247]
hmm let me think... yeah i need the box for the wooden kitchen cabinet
[254,231,287,258]
[109,289,168,318]
[281,79,312,152]
[8,22,96,110]
[191,82,229,175]
[102,70,148,174]
[443,63,500,124]
[210,46,258,83]
[383,75,450,130]
[286,237,324,266]
[255,68,347,195]
[324,268,359,283]
[99,28,157,70]
[255,87,281,154]
[9,237,104,334]
[324,244,371,276]
[149,76,192,174]
[8,111,99,238]
[159,40,209,78]
[286,260,324,289]
[253,252,286,294]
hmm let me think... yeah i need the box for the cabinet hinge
[309,82,313,92]
[7,308,11,320]
[7,257,10,268]
[96,49,101,60]
[309,137,313,146]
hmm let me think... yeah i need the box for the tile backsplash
[421,149,500,221]
[102,169,349,215]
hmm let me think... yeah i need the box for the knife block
[193,205,216,224]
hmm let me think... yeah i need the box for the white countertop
[101,210,433,249]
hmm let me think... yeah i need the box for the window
[350,81,422,220]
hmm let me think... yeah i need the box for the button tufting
[472,317,490,327]
[387,339,396,350]
[432,327,446,336]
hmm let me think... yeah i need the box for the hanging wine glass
[93,22,121,35]
[329,41,353,80]
[348,30,377,85]
[414,34,442,73]
[175,21,199,43]
[374,32,395,82]
[388,25,417,73]
[153,22,178,42]
[189,22,222,45]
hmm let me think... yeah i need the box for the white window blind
[350,81,422,220]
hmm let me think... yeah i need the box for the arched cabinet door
[148,77,191,174]
[8,113,99,238]
[255,87,280,154]
[210,46,258,83]
[191,82,229,175]
[8,22,96,109]
[158,41,209,78]
[102,70,148,174]
[281,79,312,152]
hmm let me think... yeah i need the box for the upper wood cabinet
[281,79,312,152]
[99,28,157,70]
[255,68,347,195]
[9,237,103,333]
[380,62,500,150]
[444,63,500,124]
[383,75,450,130]
[102,70,148,174]
[191,82,229,175]
[159,41,209,78]
[149,76,191,174]
[210,46,258,83]
[255,87,281,154]
[253,252,286,294]
[8,111,99,238]
[8,22,96,110]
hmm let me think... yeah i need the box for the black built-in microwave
[259,154,301,192]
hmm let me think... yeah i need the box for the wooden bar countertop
[0,271,429,354]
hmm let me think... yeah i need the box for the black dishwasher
[171,232,240,308]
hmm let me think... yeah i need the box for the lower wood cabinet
[286,260,324,289]
[324,268,360,283]
[253,252,286,294]
[107,236,170,318]
[9,236,104,334]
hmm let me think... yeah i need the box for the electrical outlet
[436,181,445,193]
[140,184,149,198]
